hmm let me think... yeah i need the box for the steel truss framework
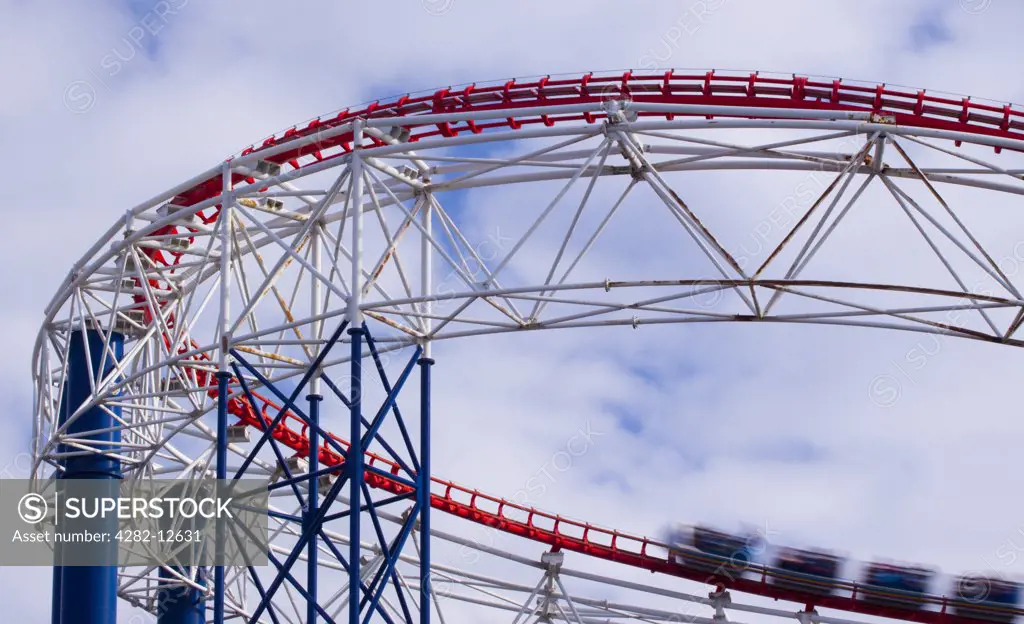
[31,70,1024,623]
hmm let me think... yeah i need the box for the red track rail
[124,71,1024,623]
[160,70,1024,224]
[227,401,1019,624]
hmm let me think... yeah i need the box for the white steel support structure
[31,70,1024,623]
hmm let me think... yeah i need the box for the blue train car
[861,562,933,610]
[769,547,842,595]
[661,521,1024,623]
[952,576,1021,623]
[692,525,755,563]
[664,525,756,575]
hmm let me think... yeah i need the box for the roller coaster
[34,69,1024,623]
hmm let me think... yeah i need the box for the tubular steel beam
[56,329,124,624]
[156,567,206,624]
[348,326,365,624]
[418,356,433,624]
[213,370,230,624]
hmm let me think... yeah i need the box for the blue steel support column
[57,328,124,624]
[156,482,207,624]
[418,356,433,624]
[213,161,234,624]
[213,370,230,624]
[307,392,322,624]
[348,327,364,624]
[348,117,367,624]
[157,567,205,624]
[51,551,63,624]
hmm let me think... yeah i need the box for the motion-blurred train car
[951,575,1022,623]
[662,522,1024,622]
[769,546,842,596]
[860,562,934,610]
[691,525,757,573]
[664,524,756,576]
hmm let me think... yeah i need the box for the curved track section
[33,70,1024,622]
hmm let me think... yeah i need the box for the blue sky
[5,0,1024,621]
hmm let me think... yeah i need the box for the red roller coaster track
[130,70,1024,624]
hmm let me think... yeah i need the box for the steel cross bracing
[214,321,432,624]
[30,71,1024,623]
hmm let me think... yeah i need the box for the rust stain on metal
[755,140,873,279]
[234,345,304,367]
[664,186,746,276]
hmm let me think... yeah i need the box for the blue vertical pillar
[56,329,124,624]
[348,327,364,624]
[307,392,322,624]
[157,567,206,624]
[51,551,63,624]
[213,371,230,624]
[418,356,433,624]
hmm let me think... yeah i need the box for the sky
[4,0,1024,621]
